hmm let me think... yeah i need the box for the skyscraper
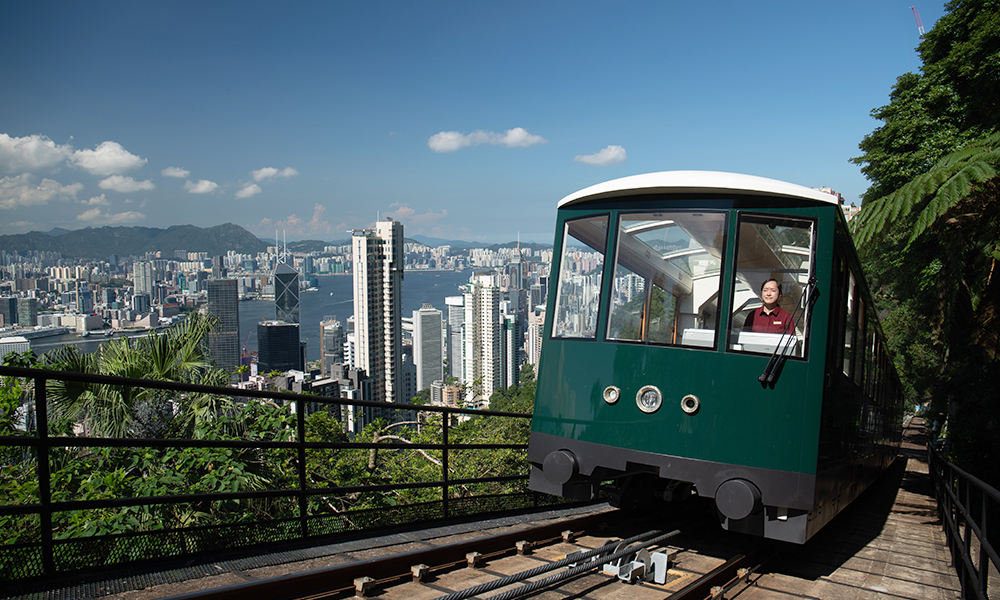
[77,283,94,314]
[352,218,403,404]
[526,306,546,366]
[445,296,464,380]
[413,303,443,392]
[17,298,37,327]
[211,256,227,280]
[508,242,523,291]
[274,260,300,324]
[0,297,17,327]
[463,272,501,406]
[133,261,153,297]
[257,321,302,373]
[257,250,302,377]
[207,279,240,377]
[501,308,521,389]
[320,317,344,377]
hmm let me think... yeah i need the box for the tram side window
[843,272,857,376]
[606,211,726,347]
[728,215,815,358]
[552,215,609,339]
[831,254,848,369]
[854,298,867,386]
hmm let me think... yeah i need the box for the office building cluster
[1,222,552,432]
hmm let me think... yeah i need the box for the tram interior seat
[732,331,800,354]
[680,328,715,348]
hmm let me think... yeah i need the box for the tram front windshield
[728,215,815,358]
[606,211,727,348]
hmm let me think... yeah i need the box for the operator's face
[761,281,781,309]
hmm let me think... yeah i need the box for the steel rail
[474,527,689,600]
[432,524,693,600]
[160,511,612,600]
[669,548,764,600]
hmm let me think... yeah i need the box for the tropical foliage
[39,312,232,438]
[851,0,1000,483]
[0,334,538,578]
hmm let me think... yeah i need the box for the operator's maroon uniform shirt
[742,306,795,334]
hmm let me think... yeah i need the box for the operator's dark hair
[760,278,782,296]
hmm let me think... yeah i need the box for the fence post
[979,488,989,597]
[35,375,54,576]
[296,399,308,538]
[442,410,449,520]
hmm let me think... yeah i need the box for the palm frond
[908,161,999,245]
[856,132,1000,250]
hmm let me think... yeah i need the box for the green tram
[528,171,903,544]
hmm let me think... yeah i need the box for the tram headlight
[603,386,620,404]
[636,385,662,413]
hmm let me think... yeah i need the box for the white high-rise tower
[462,271,501,406]
[352,218,404,404]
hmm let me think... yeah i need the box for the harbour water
[28,270,473,363]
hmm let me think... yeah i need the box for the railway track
[164,504,773,600]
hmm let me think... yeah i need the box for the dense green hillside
[0,223,269,259]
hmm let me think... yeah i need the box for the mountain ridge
[0,223,270,259]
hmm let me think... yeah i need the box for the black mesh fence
[0,365,576,585]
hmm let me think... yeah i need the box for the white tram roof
[558,171,839,208]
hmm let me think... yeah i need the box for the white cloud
[428,127,547,153]
[161,166,190,178]
[108,210,145,223]
[183,179,219,194]
[3,220,36,233]
[0,173,83,209]
[70,141,147,175]
[235,183,262,198]
[501,127,548,148]
[383,203,448,233]
[99,175,156,193]
[247,204,343,239]
[83,194,110,206]
[574,145,627,167]
[0,133,73,173]
[251,166,298,182]
[77,207,103,221]
[77,207,146,223]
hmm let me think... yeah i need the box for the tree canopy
[851,0,1000,483]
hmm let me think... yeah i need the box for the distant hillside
[410,235,490,249]
[280,239,350,253]
[0,223,269,259]
[485,241,552,252]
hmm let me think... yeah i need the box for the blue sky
[0,1,943,244]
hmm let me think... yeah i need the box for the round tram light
[681,394,701,415]
[636,385,662,413]
[603,386,621,404]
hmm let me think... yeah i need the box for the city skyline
[1,2,942,243]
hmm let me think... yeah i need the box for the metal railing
[928,441,1000,599]
[0,365,545,582]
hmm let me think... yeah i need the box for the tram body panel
[531,340,822,474]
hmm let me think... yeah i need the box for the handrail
[928,440,1000,600]
[0,365,542,582]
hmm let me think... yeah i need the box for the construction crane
[911,6,926,40]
